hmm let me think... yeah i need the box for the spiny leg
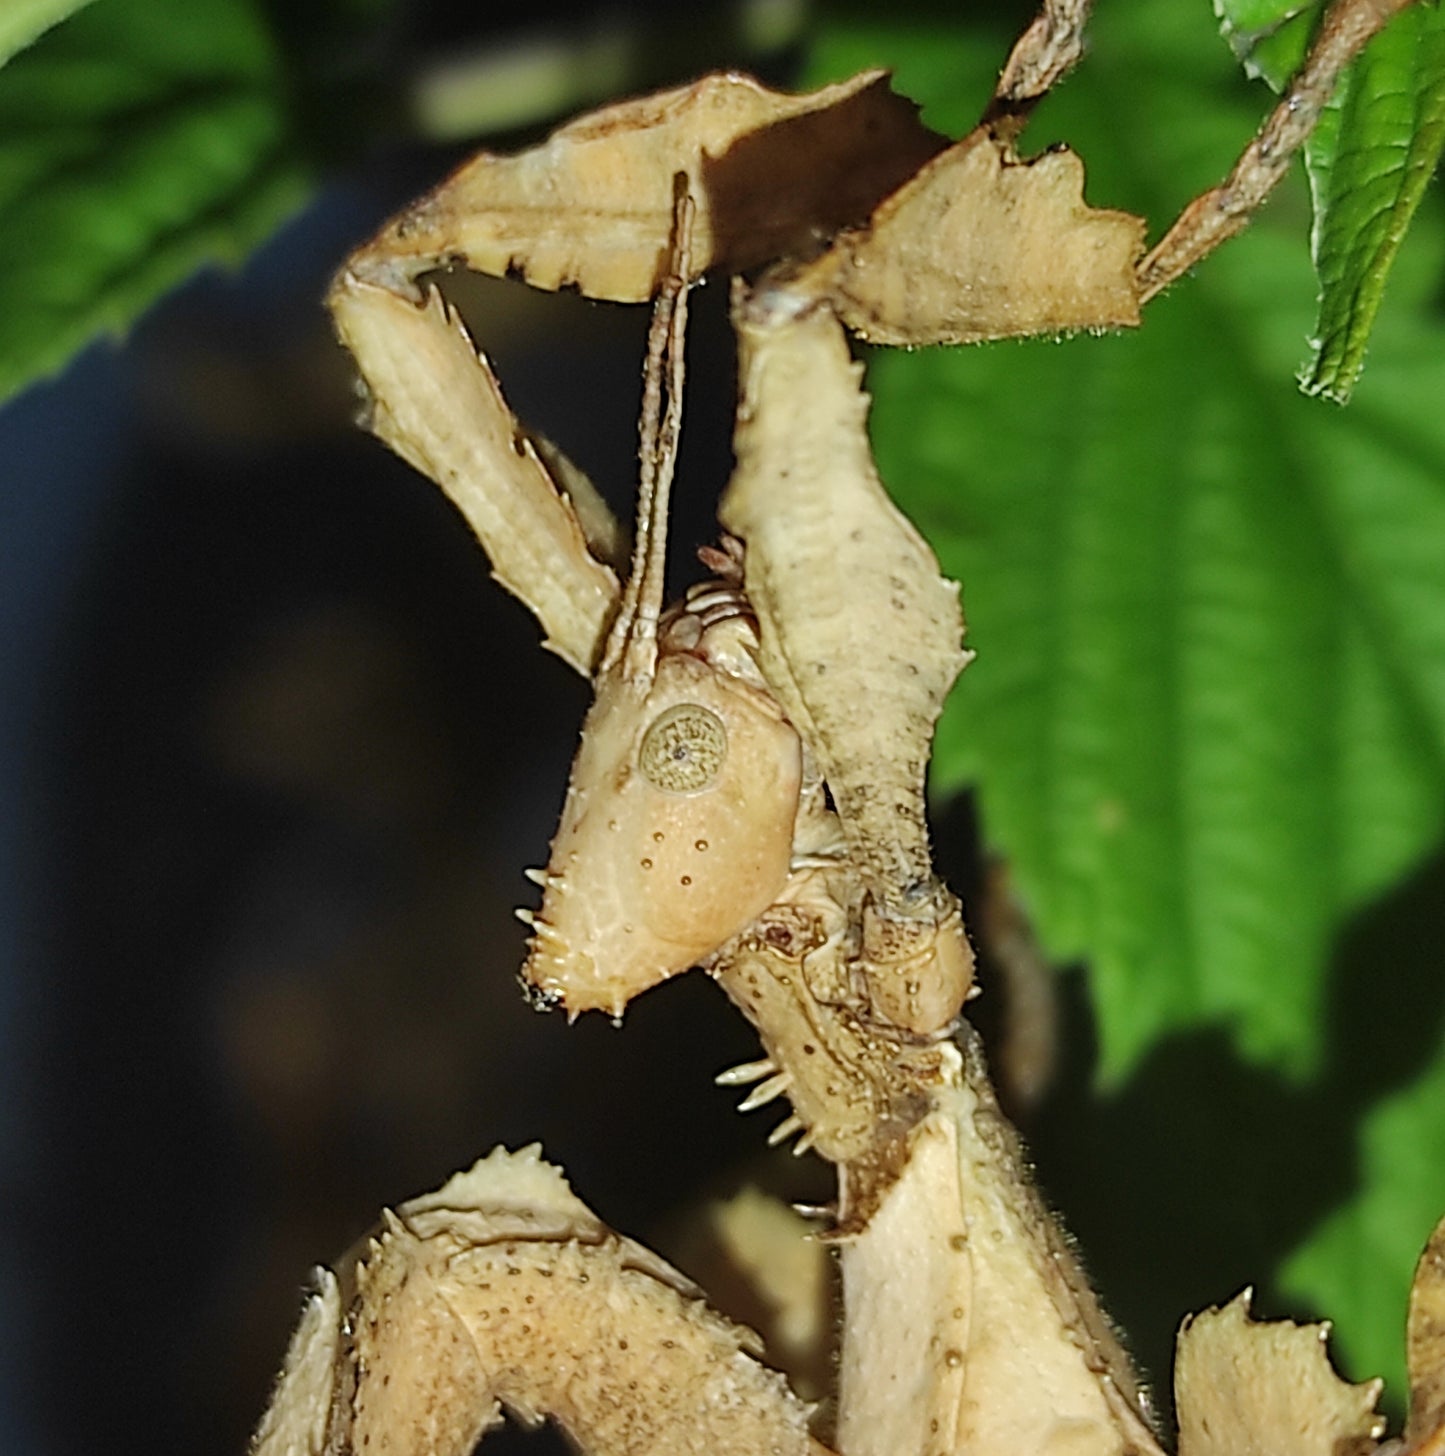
[327,269,622,677]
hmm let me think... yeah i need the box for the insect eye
[639,703,727,793]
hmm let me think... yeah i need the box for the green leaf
[902,243,1445,1085]
[1214,0,1323,89]
[1300,5,1445,402]
[0,0,97,69]
[1280,1025,1445,1389]
[1214,0,1445,403]
[817,0,1445,1083]
[815,0,1445,1400]
[0,0,312,404]
[821,0,1445,1089]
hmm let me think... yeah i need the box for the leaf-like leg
[328,269,621,675]
[783,129,1144,347]
[837,1035,1164,1456]
[720,285,974,1034]
[1174,1291,1384,1456]
[250,1147,834,1456]
[722,286,965,900]
[341,71,944,305]
[1407,1215,1445,1453]
[326,68,946,676]
[249,1267,342,1456]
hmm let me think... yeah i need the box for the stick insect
[252,10,1445,1455]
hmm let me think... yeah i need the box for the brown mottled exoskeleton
[307,74,1160,1456]
[255,19,1433,1454]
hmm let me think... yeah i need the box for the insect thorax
[658,577,770,692]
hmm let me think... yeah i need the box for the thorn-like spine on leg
[767,1115,804,1148]
[737,1071,794,1114]
[523,866,567,891]
[715,1058,778,1087]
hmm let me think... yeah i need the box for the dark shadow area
[21,301,805,1455]
[12,66,809,1456]
[698,73,947,272]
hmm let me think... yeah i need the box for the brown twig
[1137,0,1417,303]
[982,0,1095,140]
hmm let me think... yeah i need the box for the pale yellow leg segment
[837,1038,1162,1456]
[721,286,974,1033]
[328,272,620,675]
[252,1147,835,1456]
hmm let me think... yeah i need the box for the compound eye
[639,703,727,793]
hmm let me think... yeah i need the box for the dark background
[1,5,840,1450]
[5,2,1443,1452]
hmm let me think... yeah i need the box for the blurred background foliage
[1,0,1442,1452]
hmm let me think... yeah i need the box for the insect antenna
[601,171,696,682]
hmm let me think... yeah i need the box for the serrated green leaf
[1214,0,1323,89]
[815,0,1445,1077]
[1279,1025,1445,1391]
[815,0,1445,1401]
[1212,0,1445,403]
[0,0,97,69]
[894,248,1445,1084]
[0,0,313,404]
[1300,5,1445,402]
